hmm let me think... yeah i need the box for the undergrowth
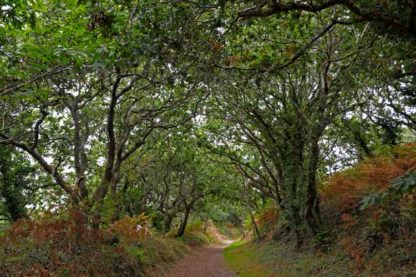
[241,144,416,276]
[0,212,190,277]
[225,240,352,277]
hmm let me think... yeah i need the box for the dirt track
[166,244,235,277]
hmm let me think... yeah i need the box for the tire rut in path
[166,244,235,277]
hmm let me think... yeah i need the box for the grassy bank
[224,240,354,277]
[225,239,416,277]
[225,144,416,277]
[0,216,223,276]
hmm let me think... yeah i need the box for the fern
[360,171,416,210]
[390,171,416,194]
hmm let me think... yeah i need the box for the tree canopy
[1,0,416,252]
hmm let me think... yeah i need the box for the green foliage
[311,230,332,250]
[359,193,382,210]
[0,146,34,221]
[2,0,416,275]
[390,171,416,194]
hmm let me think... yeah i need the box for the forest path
[166,241,236,277]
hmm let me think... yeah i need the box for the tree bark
[177,207,190,237]
[304,136,320,235]
[164,214,174,233]
[250,211,261,240]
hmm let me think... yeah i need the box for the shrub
[0,215,143,276]
[322,144,416,214]
[109,213,150,245]
[256,203,279,238]
[321,144,416,274]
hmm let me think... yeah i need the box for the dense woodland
[1,1,416,276]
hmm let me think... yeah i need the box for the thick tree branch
[0,66,72,96]
[0,134,75,201]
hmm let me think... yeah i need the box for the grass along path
[224,240,276,277]
[224,240,356,277]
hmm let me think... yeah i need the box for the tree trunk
[90,178,111,229]
[281,120,305,248]
[110,171,122,222]
[304,137,320,235]
[164,214,174,233]
[177,208,190,237]
[250,211,261,240]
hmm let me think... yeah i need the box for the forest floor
[166,240,236,277]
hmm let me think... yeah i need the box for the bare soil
[166,243,235,277]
